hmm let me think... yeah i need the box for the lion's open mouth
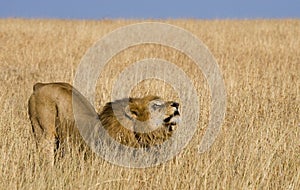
[163,110,180,123]
[163,110,180,131]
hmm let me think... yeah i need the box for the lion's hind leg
[29,95,58,166]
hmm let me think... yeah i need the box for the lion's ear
[125,105,138,119]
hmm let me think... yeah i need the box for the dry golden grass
[0,18,299,189]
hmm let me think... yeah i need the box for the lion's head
[99,95,180,148]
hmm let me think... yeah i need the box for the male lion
[28,82,180,163]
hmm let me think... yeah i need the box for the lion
[28,82,180,163]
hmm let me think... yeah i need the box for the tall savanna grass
[0,19,299,189]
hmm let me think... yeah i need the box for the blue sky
[1,0,300,19]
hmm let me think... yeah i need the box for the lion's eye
[152,104,162,110]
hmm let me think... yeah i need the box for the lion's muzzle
[163,102,181,131]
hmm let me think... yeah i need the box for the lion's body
[28,82,180,163]
[28,83,98,162]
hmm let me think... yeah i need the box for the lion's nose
[171,102,179,108]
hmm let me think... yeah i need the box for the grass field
[0,19,299,189]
